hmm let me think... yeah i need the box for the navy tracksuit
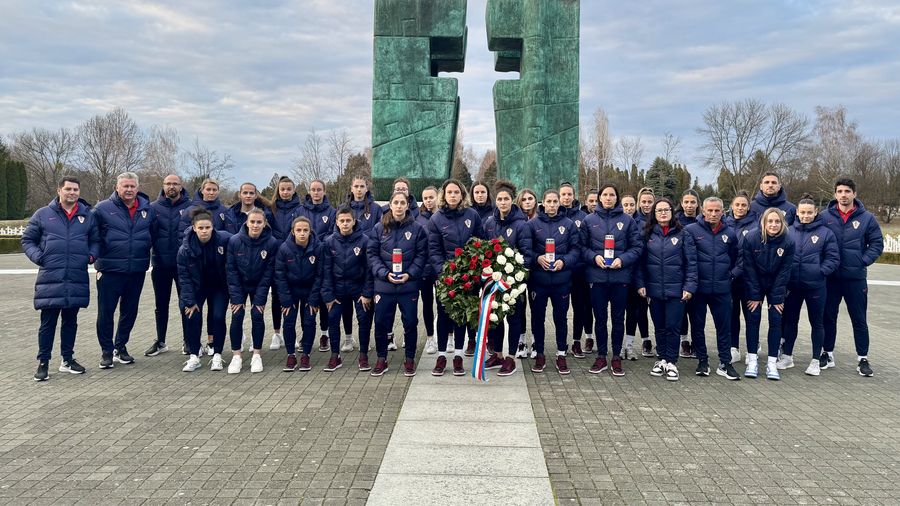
[820,199,883,357]
[675,211,699,338]
[368,216,428,359]
[683,218,740,366]
[177,191,236,241]
[726,212,759,350]
[321,227,375,353]
[381,194,420,219]
[415,209,437,337]
[346,192,383,233]
[563,202,593,344]
[227,198,274,232]
[527,209,581,355]
[275,234,322,356]
[582,205,643,358]
[782,216,839,359]
[427,206,484,351]
[750,189,797,226]
[741,230,795,358]
[178,228,231,355]
[483,205,533,355]
[269,195,305,333]
[225,226,280,351]
[22,198,99,362]
[93,191,155,355]
[636,225,698,364]
[150,188,192,345]
[472,202,494,223]
[299,194,337,334]
[626,211,650,341]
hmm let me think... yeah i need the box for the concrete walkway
[367,357,555,505]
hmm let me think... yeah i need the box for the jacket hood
[155,187,190,207]
[793,213,826,232]
[286,230,319,253]
[491,204,526,225]
[275,194,301,211]
[109,191,151,209]
[826,198,868,217]
[304,194,332,212]
[190,190,223,208]
[536,207,567,223]
[593,204,624,218]
[754,188,789,208]
[49,197,92,214]
[238,223,273,245]
[335,226,364,244]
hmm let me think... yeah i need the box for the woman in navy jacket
[427,179,484,376]
[780,196,839,376]
[581,183,643,377]
[741,208,795,380]
[345,176,382,233]
[527,190,581,375]
[299,179,336,352]
[471,181,494,222]
[560,182,592,359]
[482,180,533,377]
[274,216,322,373]
[725,190,757,364]
[368,192,428,377]
[635,198,698,382]
[267,176,304,351]
[674,189,700,357]
[178,209,231,372]
[22,177,99,380]
[321,207,374,372]
[225,208,280,374]
[631,187,655,357]
[513,187,538,358]
[621,194,649,360]
[416,186,439,354]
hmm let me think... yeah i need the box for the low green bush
[0,237,22,254]
[876,252,900,265]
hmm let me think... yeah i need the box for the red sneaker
[371,358,388,376]
[283,354,297,372]
[531,355,546,373]
[358,355,371,371]
[611,356,625,377]
[464,340,476,357]
[403,359,416,377]
[324,355,342,372]
[298,354,311,371]
[452,356,465,376]
[432,356,447,376]
[497,357,517,376]
[484,353,503,370]
[584,338,595,353]
[556,356,570,375]
[589,356,608,374]
[572,341,585,358]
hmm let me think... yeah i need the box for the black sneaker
[641,339,654,357]
[716,363,741,380]
[34,361,49,381]
[59,358,86,374]
[181,341,189,355]
[695,359,710,376]
[144,341,169,357]
[99,353,114,369]
[114,348,135,365]
[819,352,829,369]
[857,359,874,377]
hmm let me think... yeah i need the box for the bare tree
[476,149,497,180]
[878,139,900,222]
[293,129,328,183]
[77,107,145,199]
[10,127,78,208]
[662,132,681,163]
[698,99,809,196]
[142,125,180,179]
[181,136,234,190]
[614,136,645,172]
[326,129,354,179]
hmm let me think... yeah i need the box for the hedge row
[0,237,22,255]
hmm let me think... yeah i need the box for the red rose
[492,238,500,245]
[464,282,472,290]
[482,259,492,268]
[454,248,463,257]
[469,259,477,270]
[444,276,453,285]
[493,243,502,252]
[485,250,493,259]
[462,274,469,281]
[449,262,457,271]
[448,290,456,298]
[473,240,481,248]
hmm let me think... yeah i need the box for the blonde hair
[759,207,787,243]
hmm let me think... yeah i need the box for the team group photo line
[24,168,883,383]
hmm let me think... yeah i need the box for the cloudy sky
[1,0,898,185]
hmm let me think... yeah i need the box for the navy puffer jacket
[321,227,374,301]
[177,228,231,308]
[274,233,322,308]
[636,225,698,300]
[177,191,235,242]
[741,230,795,304]
[22,198,100,309]
[346,191,383,232]
[427,206,484,277]
[527,209,581,286]
[563,203,588,271]
[225,225,280,305]
[300,194,337,240]
[415,209,436,279]
[472,202,494,222]
[750,189,797,225]
[228,198,274,231]
[726,211,759,246]
[381,194,420,219]
[675,211,698,228]
[483,205,533,267]
[821,199,883,281]
[368,216,428,295]
[93,191,155,274]
[683,217,740,295]
[581,205,643,284]
[269,194,303,242]
[150,188,192,268]
[788,215,839,289]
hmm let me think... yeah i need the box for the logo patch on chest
[219,213,225,221]
[506,228,513,237]
[260,250,267,259]
[558,226,566,235]
[465,219,472,228]
[617,222,624,231]
[776,248,784,257]
[722,234,728,243]
[353,247,361,256]
[405,231,412,241]
[322,216,328,223]
[671,237,679,245]
[811,235,819,244]
[141,210,147,219]
[575,220,581,228]
[852,220,860,230]
[217,246,224,255]
[78,216,85,223]
[309,256,316,264]
[742,230,749,237]
[364,213,371,220]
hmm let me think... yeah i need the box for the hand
[681,291,692,302]
[359,296,372,311]
[637,287,646,298]
[610,258,622,269]
[537,255,552,270]
[773,303,784,314]
[326,299,339,311]
[184,304,199,317]
[595,255,607,268]
[309,305,319,315]
[254,305,265,314]
[553,259,564,271]
[282,304,295,316]
[747,300,761,312]
[230,303,244,314]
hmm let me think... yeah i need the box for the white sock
[767,356,777,364]
[642,337,651,342]
[426,335,434,339]
[454,349,463,357]
[438,351,446,357]
[827,351,834,358]
[585,333,593,340]
[783,354,792,360]
[747,353,758,362]
[557,351,566,357]
[858,355,867,361]
[680,335,688,342]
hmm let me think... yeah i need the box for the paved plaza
[0,252,898,505]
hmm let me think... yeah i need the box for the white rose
[501,303,510,312]
[511,287,522,298]
[497,255,507,265]
[506,276,515,286]
[489,313,499,322]
[504,263,514,274]
[505,248,514,257]
[515,271,525,282]
[491,301,498,310]
[491,271,502,281]
[502,293,512,302]
[483,266,493,275]
[515,253,525,264]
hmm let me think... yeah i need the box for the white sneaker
[665,362,680,381]
[424,336,437,354]
[387,333,398,351]
[205,343,215,356]
[250,354,263,373]
[227,355,242,374]
[805,359,821,376]
[766,361,780,380]
[650,360,667,376]
[183,355,202,372]
[210,353,224,371]
[745,354,758,378]
[624,344,636,361]
[529,344,537,359]
[340,336,355,352]
[776,355,794,370]
[730,347,741,364]
[514,342,528,358]
[269,333,283,350]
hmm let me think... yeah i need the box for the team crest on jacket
[575,220,582,227]
[405,231,412,241]
[722,235,728,243]
[375,295,381,303]
[260,250,267,259]
[776,248,784,257]
[353,247,361,256]
[506,228,513,237]
[219,213,225,221]
[811,235,819,244]
[852,220,860,230]
[141,210,147,219]
[309,256,316,264]
[742,230,749,237]
[617,222,624,231]
[364,213,371,220]
[558,226,566,235]
[77,216,85,223]
[671,237,679,245]
[322,216,328,223]
[465,219,472,228]
[179,209,184,216]
[96,272,102,280]
[217,246,224,255]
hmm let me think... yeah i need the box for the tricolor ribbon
[472,273,511,382]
